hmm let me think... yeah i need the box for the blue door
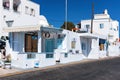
[45,39,55,52]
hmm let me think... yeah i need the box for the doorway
[25,32,38,52]
[81,37,91,57]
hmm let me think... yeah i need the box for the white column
[22,32,25,52]
[10,0,13,11]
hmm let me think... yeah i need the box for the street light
[65,0,67,30]
[91,3,94,33]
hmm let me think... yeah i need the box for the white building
[81,9,119,43]
[0,0,49,53]
[0,0,49,38]
[80,9,120,57]
[1,0,105,69]
[0,0,119,69]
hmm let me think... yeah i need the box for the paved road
[1,57,120,80]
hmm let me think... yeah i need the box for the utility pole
[65,0,68,30]
[91,3,94,33]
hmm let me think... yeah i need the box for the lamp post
[91,3,94,33]
[65,0,67,30]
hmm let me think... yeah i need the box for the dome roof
[39,15,49,27]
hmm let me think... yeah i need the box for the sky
[31,0,120,28]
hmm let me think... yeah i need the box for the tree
[61,22,75,31]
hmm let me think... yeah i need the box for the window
[85,24,90,32]
[100,24,104,29]
[27,54,36,59]
[64,53,68,58]
[3,1,10,10]
[30,8,35,16]
[86,25,90,29]
[46,54,54,58]
[13,3,18,12]
[13,0,21,12]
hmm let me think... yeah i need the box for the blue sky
[32,0,120,28]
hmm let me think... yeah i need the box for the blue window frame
[64,53,68,58]
[27,54,36,59]
[46,54,54,58]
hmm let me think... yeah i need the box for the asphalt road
[1,57,120,80]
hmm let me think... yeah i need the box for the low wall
[11,53,56,69]
[60,53,83,63]
[36,54,56,67]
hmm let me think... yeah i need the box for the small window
[46,54,54,58]
[30,8,35,16]
[64,53,68,58]
[13,3,18,12]
[100,24,104,29]
[85,24,90,32]
[86,25,90,29]
[3,1,10,10]
[27,54,36,59]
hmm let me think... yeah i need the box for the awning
[80,33,106,39]
[80,33,98,39]
[3,25,41,32]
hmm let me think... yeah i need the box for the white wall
[60,53,84,63]
[0,0,42,37]
[81,19,119,43]
[62,30,82,53]
[11,53,56,69]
